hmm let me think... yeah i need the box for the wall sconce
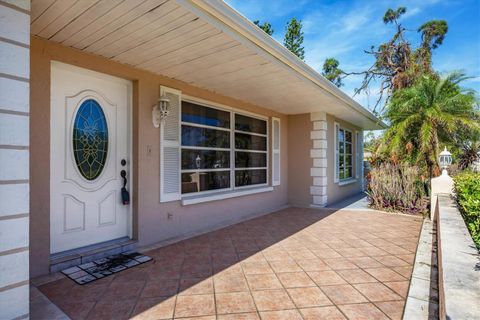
[152,94,170,128]
[439,147,452,176]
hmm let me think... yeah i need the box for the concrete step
[49,237,137,273]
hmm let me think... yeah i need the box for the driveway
[36,207,422,319]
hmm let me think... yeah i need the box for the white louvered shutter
[272,117,281,186]
[334,122,340,183]
[355,131,360,179]
[160,86,181,202]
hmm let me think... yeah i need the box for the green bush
[454,171,480,249]
[367,163,429,215]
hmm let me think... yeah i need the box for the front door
[50,62,131,254]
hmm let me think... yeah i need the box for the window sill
[182,186,274,206]
[338,178,358,186]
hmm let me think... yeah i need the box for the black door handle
[120,170,130,205]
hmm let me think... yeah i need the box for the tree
[378,72,479,180]
[322,58,344,87]
[253,20,274,36]
[284,18,305,60]
[322,7,448,113]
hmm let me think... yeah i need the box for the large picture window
[337,127,353,181]
[181,101,268,195]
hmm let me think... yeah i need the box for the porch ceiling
[31,0,384,129]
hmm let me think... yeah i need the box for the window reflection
[181,171,230,194]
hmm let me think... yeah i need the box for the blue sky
[226,0,480,112]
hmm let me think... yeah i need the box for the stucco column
[310,112,328,207]
[0,1,30,319]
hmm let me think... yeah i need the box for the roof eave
[179,0,386,130]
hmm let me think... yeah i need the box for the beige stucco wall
[287,114,313,206]
[30,37,289,277]
[326,114,363,204]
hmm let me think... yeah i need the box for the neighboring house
[0,1,383,318]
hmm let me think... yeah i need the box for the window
[181,101,268,195]
[336,125,354,181]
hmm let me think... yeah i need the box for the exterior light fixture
[439,147,452,176]
[152,94,170,128]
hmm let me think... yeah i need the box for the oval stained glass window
[73,99,108,181]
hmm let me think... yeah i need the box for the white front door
[50,62,132,254]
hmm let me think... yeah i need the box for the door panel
[50,62,131,254]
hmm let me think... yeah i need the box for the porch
[32,207,422,320]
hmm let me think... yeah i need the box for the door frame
[50,61,134,251]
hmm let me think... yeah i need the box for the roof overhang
[30,0,385,130]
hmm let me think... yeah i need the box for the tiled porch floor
[38,207,422,320]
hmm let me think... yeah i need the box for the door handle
[120,170,130,205]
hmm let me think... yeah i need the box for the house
[0,0,383,318]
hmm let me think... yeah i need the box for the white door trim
[50,61,133,252]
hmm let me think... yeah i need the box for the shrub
[367,163,428,215]
[453,171,480,249]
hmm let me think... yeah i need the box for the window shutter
[272,117,281,186]
[334,122,340,183]
[160,86,181,203]
[355,131,360,179]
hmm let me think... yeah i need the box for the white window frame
[180,97,269,197]
[335,122,355,183]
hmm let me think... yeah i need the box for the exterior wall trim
[310,112,328,206]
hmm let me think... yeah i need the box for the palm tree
[379,72,479,180]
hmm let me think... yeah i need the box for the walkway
[35,207,422,319]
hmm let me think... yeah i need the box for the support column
[0,1,30,319]
[310,112,328,207]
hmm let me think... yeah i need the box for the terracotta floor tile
[319,284,368,305]
[269,260,303,273]
[347,257,384,269]
[311,248,342,259]
[242,261,274,275]
[288,249,317,260]
[217,313,260,320]
[174,294,215,318]
[384,281,410,298]
[381,245,411,255]
[179,278,214,295]
[38,208,422,320]
[353,283,402,302]
[299,306,347,320]
[262,250,292,262]
[251,289,295,311]
[396,254,415,265]
[336,247,368,258]
[175,316,216,320]
[323,258,359,270]
[374,255,410,267]
[307,270,347,286]
[130,296,176,320]
[338,303,389,320]
[375,301,404,320]
[296,258,330,271]
[245,274,283,291]
[392,266,413,279]
[215,292,256,314]
[214,274,249,293]
[101,280,146,301]
[337,269,378,284]
[86,299,137,320]
[276,272,316,288]
[287,287,332,308]
[364,268,406,282]
[55,301,96,319]
[359,246,389,257]
[258,309,303,320]
[141,279,178,297]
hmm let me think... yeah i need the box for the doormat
[61,252,153,285]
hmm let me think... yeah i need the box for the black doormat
[61,252,152,285]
